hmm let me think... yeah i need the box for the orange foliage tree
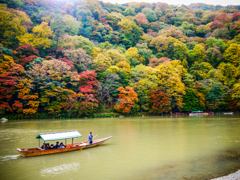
[148,87,171,114]
[0,55,25,114]
[148,57,170,67]
[114,86,139,114]
[40,85,77,117]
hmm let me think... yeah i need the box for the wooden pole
[72,138,73,147]
[65,139,67,145]
[38,139,40,148]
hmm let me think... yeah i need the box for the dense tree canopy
[1,0,240,118]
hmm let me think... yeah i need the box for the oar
[93,134,98,139]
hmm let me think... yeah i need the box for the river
[0,115,240,180]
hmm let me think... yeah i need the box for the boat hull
[17,136,112,157]
[82,136,112,149]
[17,144,85,157]
[189,113,208,116]
[223,112,233,115]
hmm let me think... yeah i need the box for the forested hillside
[0,0,240,119]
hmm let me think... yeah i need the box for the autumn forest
[0,0,240,119]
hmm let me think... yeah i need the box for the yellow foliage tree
[106,49,128,65]
[16,78,40,115]
[157,62,186,109]
[92,47,102,58]
[108,66,120,74]
[0,7,32,46]
[94,53,113,67]
[125,47,145,64]
[116,61,131,75]
[224,43,240,66]
[18,22,54,49]
[232,83,240,106]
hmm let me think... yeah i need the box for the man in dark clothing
[55,141,59,149]
[88,132,93,144]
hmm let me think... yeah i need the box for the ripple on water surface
[40,162,80,177]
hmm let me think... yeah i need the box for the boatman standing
[88,132,93,144]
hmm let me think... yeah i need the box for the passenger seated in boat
[50,144,54,149]
[44,144,50,150]
[59,142,65,148]
[41,143,45,149]
[55,141,60,149]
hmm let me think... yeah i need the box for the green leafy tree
[182,88,205,111]
[146,10,157,22]
[190,62,214,80]
[124,7,135,16]
[100,72,120,109]
[50,15,66,51]
[206,83,223,110]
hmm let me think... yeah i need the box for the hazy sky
[102,0,239,6]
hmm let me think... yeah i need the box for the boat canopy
[36,131,82,141]
[192,111,203,113]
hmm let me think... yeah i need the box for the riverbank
[1,111,239,120]
[0,112,150,120]
[212,169,240,180]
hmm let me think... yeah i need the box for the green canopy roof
[36,131,82,141]
[192,111,203,113]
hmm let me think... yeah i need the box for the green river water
[0,115,240,180]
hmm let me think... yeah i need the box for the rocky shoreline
[212,170,240,180]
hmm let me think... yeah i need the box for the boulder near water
[0,117,8,122]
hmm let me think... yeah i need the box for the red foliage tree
[15,44,39,57]
[214,13,232,23]
[148,87,171,114]
[58,57,75,70]
[224,93,238,111]
[14,44,39,67]
[210,21,226,30]
[78,70,100,103]
[12,100,23,113]
[232,12,240,21]
[78,70,100,116]
[134,13,149,26]
[17,55,38,66]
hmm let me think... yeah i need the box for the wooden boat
[17,131,112,157]
[189,111,209,116]
[223,112,234,115]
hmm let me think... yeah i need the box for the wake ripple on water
[0,155,20,162]
[40,162,80,177]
